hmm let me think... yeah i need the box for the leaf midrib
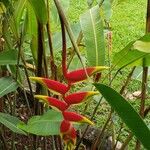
[90,8,98,66]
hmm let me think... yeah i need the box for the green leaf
[0,50,18,65]
[113,34,150,69]
[0,113,26,135]
[133,40,150,53]
[14,0,27,30]
[19,109,63,136]
[28,0,47,24]
[0,77,19,98]
[26,1,37,36]
[80,5,105,66]
[94,83,150,149]
[113,41,149,69]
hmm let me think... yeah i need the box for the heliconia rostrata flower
[65,66,108,84]
[64,91,99,105]
[62,111,94,125]
[34,95,68,111]
[30,64,107,147]
[29,77,69,95]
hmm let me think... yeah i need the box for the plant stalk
[53,0,89,79]
[35,21,44,115]
[59,14,67,77]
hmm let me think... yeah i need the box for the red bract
[62,111,94,125]
[34,95,68,111]
[60,120,76,146]
[29,77,69,95]
[64,91,98,105]
[65,66,108,84]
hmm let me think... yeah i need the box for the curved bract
[65,66,108,84]
[64,91,98,105]
[62,111,94,125]
[34,95,68,111]
[29,77,69,95]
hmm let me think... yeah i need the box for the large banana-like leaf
[80,5,105,66]
[94,83,150,150]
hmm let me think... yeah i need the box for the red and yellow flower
[30,64,107,147]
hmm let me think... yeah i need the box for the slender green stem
[35,21,44,115]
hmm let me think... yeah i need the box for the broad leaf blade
[0,77,19,98]
[0,50,18,65]
[113,41,148,69]
[19,109,63,135]
[94,83,150,149]
[80,5,105,66]
[29,0,47,24]
[113,34,150,69]
[0,113,26,135]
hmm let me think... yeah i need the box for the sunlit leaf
[113,41,149,69]
[133,40,150,53]
[113,34,150,69]
[80,5,105,66]
[94,83,150,150]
